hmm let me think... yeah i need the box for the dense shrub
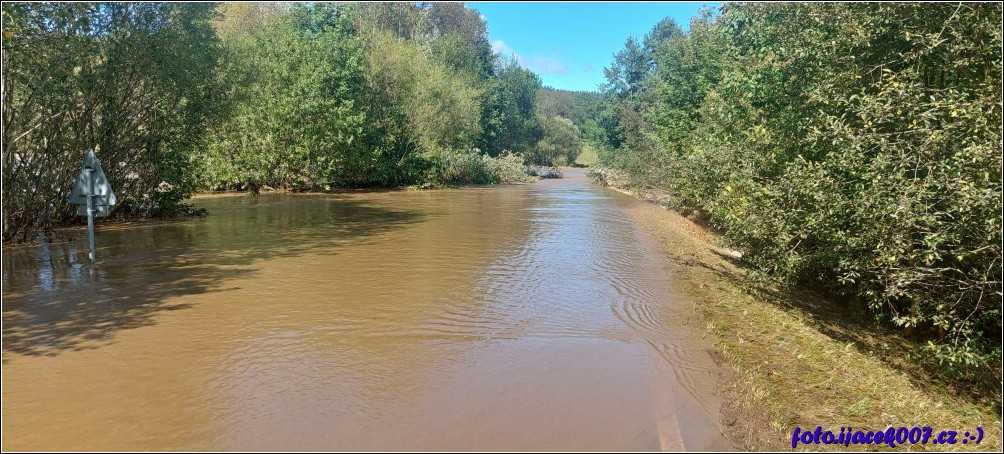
[429,149,535,186]
[2,3,221,241]
[529,115,581,166]
[597,2,1002,375]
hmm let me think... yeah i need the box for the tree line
[2,2,587,243]
[593,3,1001,380]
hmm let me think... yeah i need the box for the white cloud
[529,55,568,76]
[492,40,523,62]
[492,40,569,77]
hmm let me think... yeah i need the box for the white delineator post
[84,166,96,264]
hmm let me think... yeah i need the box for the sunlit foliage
[597,3,1002,377]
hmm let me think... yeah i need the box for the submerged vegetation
[1,2,587,242]
[592,3,1001,381]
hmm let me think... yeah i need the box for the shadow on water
[2,195,425,358]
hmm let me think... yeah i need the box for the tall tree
[477,60,543,156]
[602,37,648,99]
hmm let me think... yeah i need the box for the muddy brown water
[2,169,731,451]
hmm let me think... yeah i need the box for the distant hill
[536,87,603,129]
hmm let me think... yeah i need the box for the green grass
[574,143,599,167]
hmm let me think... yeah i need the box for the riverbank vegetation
[619,196,1002,450]
[591,3,1000,393]
[2,2,587,242]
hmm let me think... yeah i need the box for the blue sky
[467,2,719,92]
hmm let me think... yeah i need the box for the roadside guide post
[84,166,96,263]
[68,149,116,265]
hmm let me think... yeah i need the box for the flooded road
[2,169,731,451]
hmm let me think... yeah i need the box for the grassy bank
[574,143,599,167]
[610,184,1002,451]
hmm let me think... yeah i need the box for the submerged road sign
[68,149,116,264]
[68,149,116,217]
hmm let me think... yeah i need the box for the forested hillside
[592,3,1002,379]
[2,2,568,242]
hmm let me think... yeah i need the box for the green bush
[2,3,221,241]
[598,2,1002,377]
[530,115,582,166]
[429,149,535,185]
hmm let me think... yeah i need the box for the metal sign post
[84,167,96,264]
[68,150,116,265]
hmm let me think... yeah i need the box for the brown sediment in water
[2,169,734,451]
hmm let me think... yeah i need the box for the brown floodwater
[2,169,731,451]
